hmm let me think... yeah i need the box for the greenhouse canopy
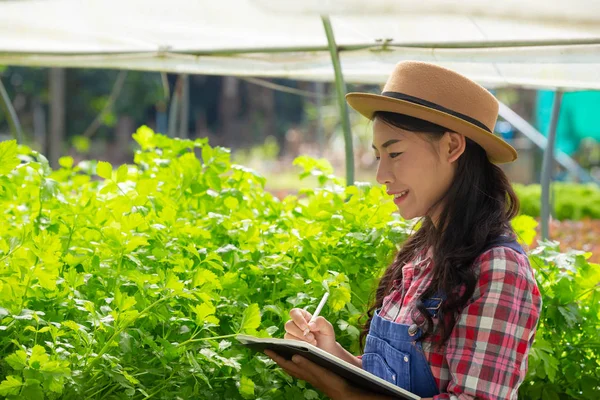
[1,0,600,89]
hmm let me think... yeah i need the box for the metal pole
[0,77,23,143]
[315,81,325,157]
[179,74,189,139]
[321,15,354,186]
[168,75,181,138]
[49,68,66,169]
[541,90,563,240]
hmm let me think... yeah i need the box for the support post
[179,74,189,139]
[0,77,23,143]
[168,75,181,138]
[315,81,325,157]
[321,16,354,186]
[540,90,563,240]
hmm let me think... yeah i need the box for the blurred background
[4,65,600,259]
[2,67,599,189]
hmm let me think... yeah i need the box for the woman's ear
[443,132,466,163]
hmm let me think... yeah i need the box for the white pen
[303,291,329,336]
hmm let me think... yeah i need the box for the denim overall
[362,237,526,398]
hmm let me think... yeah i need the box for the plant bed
[0,130,598,400]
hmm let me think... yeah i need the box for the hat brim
[345,92,517,164]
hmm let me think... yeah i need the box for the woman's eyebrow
[371,139,401,150]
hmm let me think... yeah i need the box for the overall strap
[482,235,526,256]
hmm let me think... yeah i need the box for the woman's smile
[391,190,409,206]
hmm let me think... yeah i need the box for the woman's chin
[397,206,424,221]
[397,208,415,220]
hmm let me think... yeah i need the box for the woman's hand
[264,350,359,400]
[264,350,429,400]
[285,308,339,355]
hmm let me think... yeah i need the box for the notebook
[236,335,421,400]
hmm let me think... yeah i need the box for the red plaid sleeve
[433,247,542,400]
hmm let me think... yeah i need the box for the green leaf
[96,161,113,179]
[132,125,155,150]
[47,376,65,394]
[0,140,20,175]
[40,359,70,376]
[193,268,222,289]
[238,375,255,399]
[0,375,23,396]
[116,291,137,312]
[542,385,561,400]
[558,304,579,327]
[29,345,49,369]
[165,273,185,294]
[136,178,157,197]
[538,349,559,383]
[41,178,59,200]
[330,286,351,312]
[224,197,239,210]
[192,302,218,325]
[116,164,128,183]
[240,303,261,333]
[99,180,117,194]
[511,215,537,247]
[124,235,149,253]
[5,349,28,370]
[20,380,44,399]
[58,156,74,169]
[121,370,140,385]
[201,145,214,164]
[72,135,90,153]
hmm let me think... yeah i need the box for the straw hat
[346,61,517,163]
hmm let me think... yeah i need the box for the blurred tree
[0,66,321,163]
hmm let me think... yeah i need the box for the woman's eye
[374,152,402,161]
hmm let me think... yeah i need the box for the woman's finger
[305,316,336,337]
[263,349,278,361]
[297,308,314,321]
[264,350,307,379]
[289,308,312,332]
[284,332,317,346]
[284,320,311,340]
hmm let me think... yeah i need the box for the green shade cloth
[536,91,600,155]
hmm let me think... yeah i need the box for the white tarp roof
[1,0,600,89]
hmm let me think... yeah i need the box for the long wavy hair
[359,111,520,351]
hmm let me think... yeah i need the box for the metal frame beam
[4,38,600,58]
[498,101,598,184]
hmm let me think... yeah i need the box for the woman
[264,61,542,400]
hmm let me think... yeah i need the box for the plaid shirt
[378,245,542,400]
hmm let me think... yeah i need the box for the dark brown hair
[359,111,520,350]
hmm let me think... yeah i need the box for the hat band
[381,91,492,133]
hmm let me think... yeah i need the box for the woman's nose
[376,162,394,185]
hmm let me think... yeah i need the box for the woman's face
[372,118,464,222]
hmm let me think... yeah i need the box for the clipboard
[236,335,421,400]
